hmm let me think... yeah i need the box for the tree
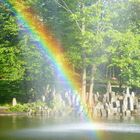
[0,2,24,80]
[52,0,117,104]
[0,2,25,103]
[27,0,121,106]
[106,0,140,88]
[0,1,55,103]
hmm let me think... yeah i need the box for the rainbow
[2,0,94,119]
[1,0,109,139]
[7,0,79,88]
[3,1,79,89]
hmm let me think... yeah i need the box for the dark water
[0,115,140,140]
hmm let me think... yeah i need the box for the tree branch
[54,0,82,32]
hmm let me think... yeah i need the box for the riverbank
[0,106,9,113]
[0,106,27,116]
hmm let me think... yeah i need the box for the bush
[9,101,47,113]
[9,104,29,112]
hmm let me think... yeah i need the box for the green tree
[106,0,140,88]
[52,0,119,104]
[27,0,122,104]
[0,2,25,103]
[0,2,24,80]
[0,1,54,103]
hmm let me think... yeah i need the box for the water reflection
[1,116,140,140]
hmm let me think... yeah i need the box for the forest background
[0,0,140,104]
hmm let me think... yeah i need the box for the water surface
[0,115,140,140]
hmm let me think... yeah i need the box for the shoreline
[0,106,27,116]
[0,112,28,116]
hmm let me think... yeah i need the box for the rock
[12,98,17,106]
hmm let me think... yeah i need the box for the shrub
[9,104,28,112]
[9,101,47,113]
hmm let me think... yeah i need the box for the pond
[0,115,140,140]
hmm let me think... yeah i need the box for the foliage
[52,94,65,111]
[9,101,47,113]
[9,103,29,112]
[106,0,140,87]
[0,2,24,80]
[0,0,140,105]
[0,1,56,103]
[0,2,25,103]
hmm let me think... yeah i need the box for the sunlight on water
[0,116,140,140]
[14,122,140,134]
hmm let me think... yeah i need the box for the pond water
[0,115,140,140]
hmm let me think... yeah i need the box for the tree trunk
[80,1,87,105]
[88,64,96,116]
[82,66,87,104]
